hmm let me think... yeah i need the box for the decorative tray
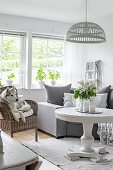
[74,108,102,114]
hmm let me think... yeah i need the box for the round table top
[55,107,113,123]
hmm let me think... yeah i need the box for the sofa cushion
[97,85,111,94]
[63,93,75,107]
[97,85,111,108]
[44,84,71,106]
[95,93,108,108]
[107,89,113,109]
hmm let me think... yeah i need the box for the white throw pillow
[95,93,108,108]
[63,93,76,107]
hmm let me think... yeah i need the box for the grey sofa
[38,102,99,139]
[38,85,111,139]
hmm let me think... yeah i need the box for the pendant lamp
[66,0,106,43]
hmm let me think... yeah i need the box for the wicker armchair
[0,86,38,141]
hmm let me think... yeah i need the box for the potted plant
[6,73,15,86]
[36,67,47,88]
[73,81,97,112]
[0,80,3,88]
[48,70,61,86]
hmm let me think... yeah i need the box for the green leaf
[36,67,47,81]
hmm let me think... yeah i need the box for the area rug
[22,138,113,170]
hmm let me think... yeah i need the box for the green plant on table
[36,67,47,81]
[7,73,15,80]
[73,81,97,100]
[48,70,61,81]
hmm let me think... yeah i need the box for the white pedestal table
[55,107,113,162]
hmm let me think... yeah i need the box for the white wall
[0,14,71,36]
[85,15,113,87]
[65,15,113,87]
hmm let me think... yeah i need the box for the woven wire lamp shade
[66,22,106,43]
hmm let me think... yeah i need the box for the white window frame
[0,31,64,89]
[32,34,64,88]
[0,31,26,88]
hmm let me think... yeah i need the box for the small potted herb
[6,73,15,86]
[36,67,47,88]
[48,70,61,86]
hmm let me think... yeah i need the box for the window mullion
[19,37,24,88]
[1,35,3,80]
[47,39,49,78]
[0,51,21,54]
[26,32,32,89]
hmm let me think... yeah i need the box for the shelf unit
[85,60,102,88]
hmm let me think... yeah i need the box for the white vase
[89,97,96,113]
[79,99,84,112]
[83,99,89,112]
[50,80,56,86]
[38,81,45,89]
[6,79,13,86]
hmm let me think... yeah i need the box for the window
[0,31,25,87]
[0,32,64,89]
[32,35,64,85]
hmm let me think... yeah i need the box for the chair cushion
[14,109,33,119]
[44,84,71,106]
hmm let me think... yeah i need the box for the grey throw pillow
[97,85,111,94]
[44,84,71,106]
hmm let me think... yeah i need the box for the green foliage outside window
[0,36,20,75]
[32,38,63,55]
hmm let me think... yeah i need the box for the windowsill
[17,88,45,90]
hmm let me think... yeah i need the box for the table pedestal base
[66,145,108,163]
[65,122,108,163]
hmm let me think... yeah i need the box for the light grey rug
[22,138,113,170]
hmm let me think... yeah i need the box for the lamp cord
[86,0,87,22]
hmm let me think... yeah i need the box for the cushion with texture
[97,85,111,94]
[63,93,76,107]
[97,85,111,108]
[44,84,71,106]
[95,93,107,108]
